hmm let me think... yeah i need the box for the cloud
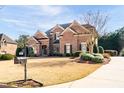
[0,5,71,36]
[0,18,33,29]
[40,6,64,16]
[26,5,67,17]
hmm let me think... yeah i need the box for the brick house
[27,20,98,56]
[27,31,49,56]
[0,33,17,55]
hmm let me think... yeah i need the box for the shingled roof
[0,33,17,44]
[46,23,71,35]
[82,24,95,28]
[45,22,96,36]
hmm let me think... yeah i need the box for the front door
[41,45,47,56]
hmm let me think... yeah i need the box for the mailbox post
[14,43,28,82]
[14,57,27,81]
[24,43,27,82]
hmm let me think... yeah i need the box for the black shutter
[54,34,56,40]
[70,45,72,54]
[79,44,81,50]
[64,45,66,54]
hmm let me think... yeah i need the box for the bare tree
[80,10,109,36]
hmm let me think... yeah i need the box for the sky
[0,5,124,40]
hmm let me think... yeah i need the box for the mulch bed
[74,57,111,64]
[0,79,43,88]
[103,58,111,65]
[0,84,14,88]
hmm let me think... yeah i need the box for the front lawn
[0,57,102,87]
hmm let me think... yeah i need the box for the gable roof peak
[0,33,17,44]
[72,20,79,24]
[34,30,48,39]
[73,20,77,22]
[69,20,80,27]
[60,27,77,35]
[36,29,41,33]
[51,24,64,32]
[56,24,59,27]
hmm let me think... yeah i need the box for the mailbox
[14,57,27,64]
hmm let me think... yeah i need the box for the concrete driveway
[46,57,124,88]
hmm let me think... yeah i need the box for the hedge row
[93,45,104,54]
[50,51,83,57]
[120,48,124,56]
[0,54,14,60]
[104,50,118,56]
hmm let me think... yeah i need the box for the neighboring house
[0,33,17,55]
[27,20,98,56]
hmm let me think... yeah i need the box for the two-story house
[0,33,17,55]
[27,20,98,56]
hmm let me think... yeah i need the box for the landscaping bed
[78,52,111,64]
[2,79,43,88]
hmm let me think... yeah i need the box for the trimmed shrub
[92,56,103,63]
[93,53,104,59]
[80,53,104,63]
[65,53,71,57]
[1,54,14,60]
[80,53,94,61]
[104,50,118,56]
[93,44,99,53]
[16,48,23,56]
[73,51,83,57]
[92,53,104,63]
[98,46,104,54]
[52,52,63,56]
[58,53,63,57]
[27,47,35,57]
[0,54,2,59]
[120,48,124,56]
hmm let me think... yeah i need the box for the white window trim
[55,32,60,40]
[60,27,77,35]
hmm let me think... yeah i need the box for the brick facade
[49,20,98,55]
[28,20,98,56]
[27,31,49,56]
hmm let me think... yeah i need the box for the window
[1,39,7,46]
[4,41,7,46]
[81,42,87,52]
[66,43,70,53]
[95,38,98,45]
[55,32,60,40]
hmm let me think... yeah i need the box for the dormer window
[2,39,7,46]
[54,32,60,40]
